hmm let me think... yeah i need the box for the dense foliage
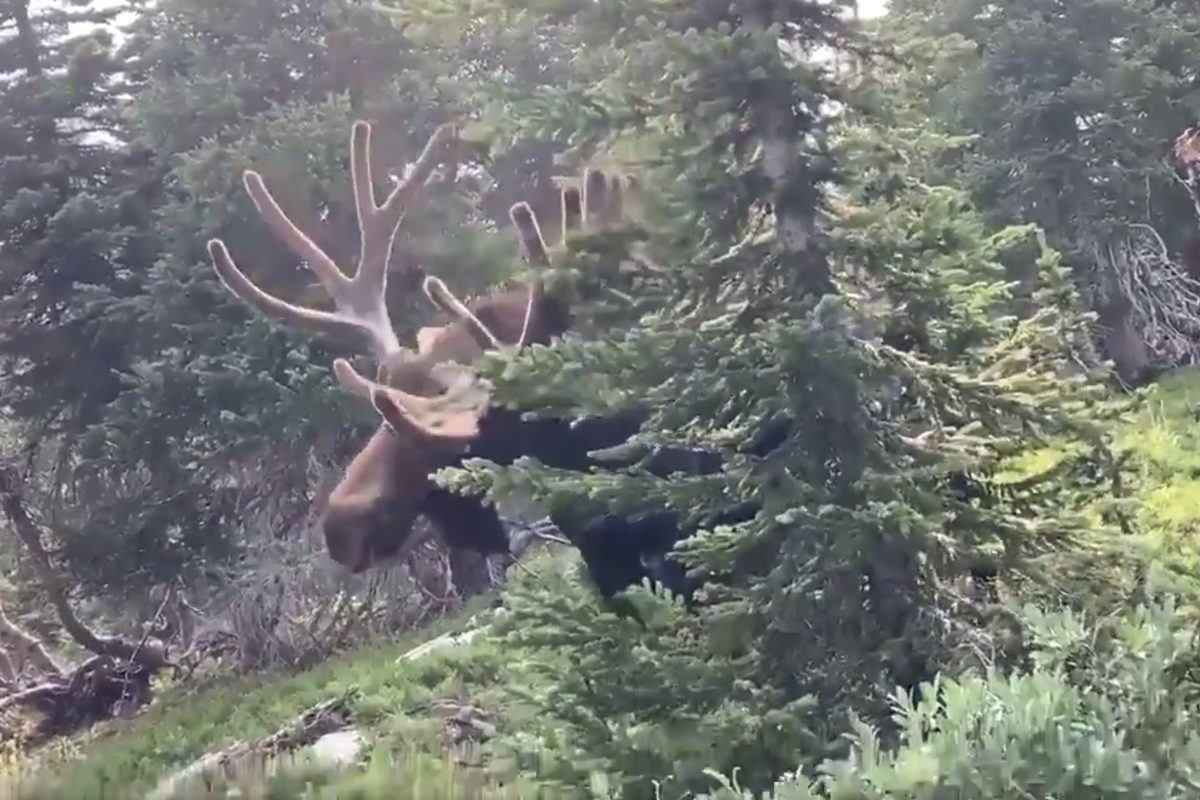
[886,0,1200,382]
[4,0,1200,797]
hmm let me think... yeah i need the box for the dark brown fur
[208,118,720,605]
[324,288,571,571]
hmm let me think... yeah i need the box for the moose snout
[322,496,420,574]
[321,502,375,573]
[322,518,370,573]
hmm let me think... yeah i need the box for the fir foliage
[399,0,1128,792]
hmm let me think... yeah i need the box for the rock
[310,727,364,768]
[396,627,485,663]
[146,693,358,799]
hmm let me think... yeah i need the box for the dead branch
[0,648,15,685]
[1099,224,1200,369]
[0,455,173,739]
[174,628,238,681]
[146,582,200,653]
[0,603,61,678]
[0,654,153,739]
[148,691,359,800]
[0,459,168,671]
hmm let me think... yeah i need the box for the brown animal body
[208,120,649,577]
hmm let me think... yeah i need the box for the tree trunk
[1099,290,1154,387]
[8,0,42,77]
[740,2,835,297]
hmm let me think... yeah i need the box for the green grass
[2,591,532,799]
[22,370,1200,798]
[171,747,556,798]
[9,544,604,799]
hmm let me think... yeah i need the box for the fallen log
[0,458,173,740]
[0,654,154,738]
[396,627,486,663]
[147,690,360,800]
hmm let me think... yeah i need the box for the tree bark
[740,1,835,297]
[8,0,42,77]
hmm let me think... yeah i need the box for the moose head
[206,120,639,575]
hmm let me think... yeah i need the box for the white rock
[310,727,365,768]
[396,627,485,663]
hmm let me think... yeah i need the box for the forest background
[5,0,1200,796]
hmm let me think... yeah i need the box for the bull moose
[206,120,775,610]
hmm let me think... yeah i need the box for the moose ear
[371,386,482,443]
[371,387,411,434]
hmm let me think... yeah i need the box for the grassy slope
[13,372,1200,798]
[4,588,552,798]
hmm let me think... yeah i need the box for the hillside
[7,0,1200,797]
[5,585,527,798]
[1,370,1198,798]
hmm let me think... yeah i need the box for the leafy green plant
[700,587,1200,798]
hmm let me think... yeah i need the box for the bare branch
[0,458,167,670]
[1096,224,1200,370]
[0,603,61,678]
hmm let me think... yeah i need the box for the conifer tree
[0,1,172,599]
[0,0,538,595]
[886,0,1200,381]
[400,0,1121,792]
[0,1,142,436]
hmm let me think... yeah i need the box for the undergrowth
[2,589,514,798]
[1117,371,1200,580]
[13,371,1200,798]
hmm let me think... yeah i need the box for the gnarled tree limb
[0,603,61,678]
[0,458,168,670]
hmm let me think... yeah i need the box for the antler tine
[350,121,455,295]
[514,278,542,349]
[207,240,378,341]
[333,357,483,443]
[508,196,561,348]
[583,169,609,231]
[510,202,552,266]
[207,120,459,360]
[603,175,624,227]
[561,185,583,238]
[421,277,503,350]
[344,120,460,333]
[241,172,349,299]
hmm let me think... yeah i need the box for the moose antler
[207,121,460,359]
[209,115,634,445]
[330,166,632,445]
